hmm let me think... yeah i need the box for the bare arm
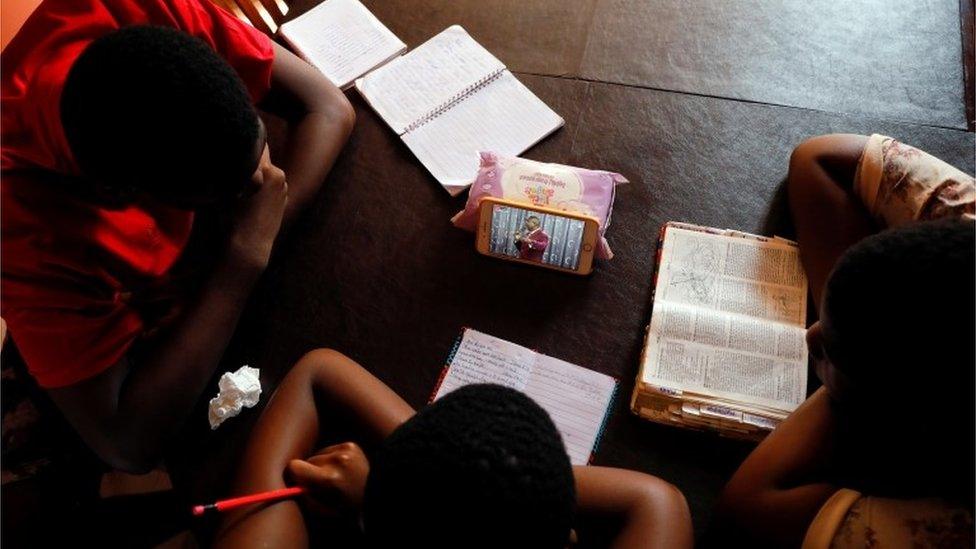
[260,43,355,225]
[711,388,839,547]
[574,466,693,549]
[214,349,414,548]
[787,134,874,306]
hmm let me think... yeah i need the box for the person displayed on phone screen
[515,216,549,262]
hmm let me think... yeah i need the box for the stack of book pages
[631,222,809,441]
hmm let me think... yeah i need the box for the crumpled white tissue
[208,365,262,430]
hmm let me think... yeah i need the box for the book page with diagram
[434,329,617,465]
[640,226,808,410]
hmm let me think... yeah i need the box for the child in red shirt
[1,0,355,472]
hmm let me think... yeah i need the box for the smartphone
[476,198,600,275]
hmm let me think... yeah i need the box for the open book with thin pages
[632,222,809,441]
[431,329,618,465]
[279,0,564,195]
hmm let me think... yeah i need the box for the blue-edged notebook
[430,328,618,465]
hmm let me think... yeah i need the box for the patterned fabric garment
[802,489,974,549]
[853,134,976,227]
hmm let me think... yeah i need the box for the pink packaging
[452,152,627,259]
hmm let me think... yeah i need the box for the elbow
[318,91,356,137]
[787,136,830,216]
[787,133,865,193]
[288,347,356,385]
[619,473,692,522]
[638,478,691,520]
[787,137,822,191]
[334,96,356,135]
[631,478,693,548]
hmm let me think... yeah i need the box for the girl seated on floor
[214,349,693,548]
[711,134,975,547]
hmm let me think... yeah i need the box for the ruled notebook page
[279,0,405,89]
[401,70,564,193]
[525,355,618,466]
[435,330,534,394]
[355,25,505,134]
[433,330,616,465]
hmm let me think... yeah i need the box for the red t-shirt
[1,0,275,388]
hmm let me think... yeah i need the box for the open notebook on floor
[355,26,564,195]
[431,329,618,465]
[279,0,406,89]
[281,3,563,194]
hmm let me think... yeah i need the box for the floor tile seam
[512,70,974,134]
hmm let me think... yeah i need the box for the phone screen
[488,204,587,271]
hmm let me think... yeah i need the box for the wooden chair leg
[209,0,249,24]
[231,0,277,35]
[258,0,289,25]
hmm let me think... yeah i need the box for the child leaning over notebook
[214,349,693,548]
[710,134,975,547]
[1,0,355,473]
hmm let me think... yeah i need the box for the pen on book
[192,486,307,516]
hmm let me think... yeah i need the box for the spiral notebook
[430,328,618,465]
[355,26,565,195]
[279,0,406,89]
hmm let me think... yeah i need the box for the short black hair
[363,384,576,548]
[61,25,261,204]
[822,218,975,399]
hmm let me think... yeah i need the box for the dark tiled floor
[362,0,597,76]
[580,0,968,129]
[165,0,975,543]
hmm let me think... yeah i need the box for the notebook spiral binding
[403,68,506,133]
[427,330,467,403]
[589,380,618,464]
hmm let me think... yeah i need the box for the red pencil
[192,486,307,516]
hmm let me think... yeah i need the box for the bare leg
[787,134,876,308]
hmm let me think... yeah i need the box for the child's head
[60,26,265,208]
[363,384,576,548]
[810,219,974,407]
[525,216,541,230]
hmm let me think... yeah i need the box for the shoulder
[2,171,194,283]
[803,490,974,549]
